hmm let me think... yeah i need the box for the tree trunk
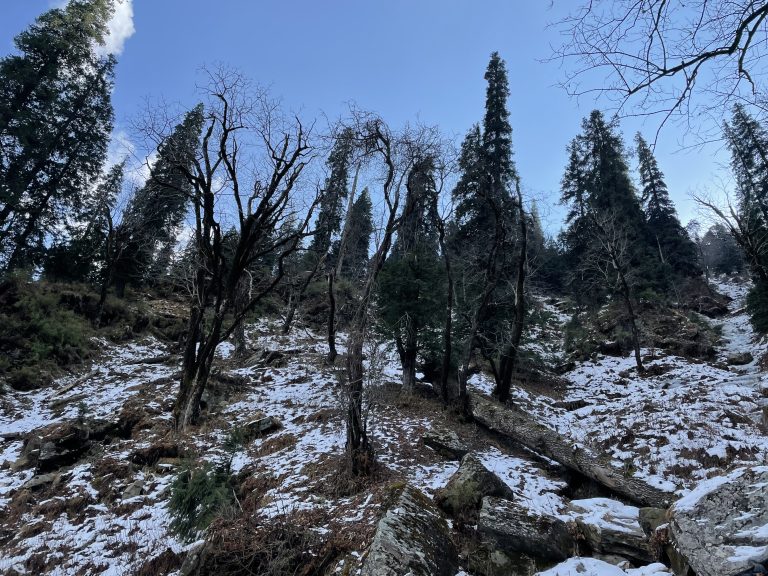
[495,182,528,403]
[327,270,337,363]
[397,328,418,392]
[469,391,673,508]
[345,330,371,475]
[619,274,644,373]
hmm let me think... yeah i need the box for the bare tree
[579,210,645,373]
[554,1,768,135]
[140,68,317,430]
[342,111,440,475]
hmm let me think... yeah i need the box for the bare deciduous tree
[141,68,317,430]
[554,1,768,135]
[579,210,645,373]
[342,111,440,475]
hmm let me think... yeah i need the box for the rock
[243,416,281,437]
[22,422,92,473]
[478,496,574,561]
[23,472,60,490]
[599,341,623,356]
[123,479,144,499]
[467,546,542,576]
[435,453,515,518]
[670,466,768,576]
[361,484,458,576]
[131,442,179,466]
[423,428,469,460]
[639,506,668,536]
[179,541,208,576]
[728,352,754,366]
[567,498,655,564]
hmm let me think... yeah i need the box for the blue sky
[1,0,732,233]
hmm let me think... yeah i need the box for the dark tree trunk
[345,332,370,475]
[495,182,528,403]
[326,270,337,363]
[396,330,418,392]
[620,274,645,373]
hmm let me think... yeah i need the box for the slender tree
[635,133,699,277]
[113,104,204,295]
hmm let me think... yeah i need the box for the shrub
[168,460,234,542]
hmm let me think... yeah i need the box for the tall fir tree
[338,187,373,282]
[724,104,768,331]
[450,51,524,403]
[378,157,445,390]
[310,127,354,265]
[635,133,700,278]
[561,111,657,298]
[0,0,116,270]
[113,104,204,294]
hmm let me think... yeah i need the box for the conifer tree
[635,133,699,277]
[560,111,656,372]
[113,104,204,295]
[561,111,656,297]
[0,0,116,270]
[310,128,354,264]
[378,157,445,390]
[450,52,524,405]
[339,188,373,282]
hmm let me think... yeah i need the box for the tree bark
[327,270,337,363]
[495,181,528,403]
[469,391,673,508]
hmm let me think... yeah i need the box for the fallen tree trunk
[469,391,674,508]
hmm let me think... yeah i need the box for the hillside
[0,276,766,576]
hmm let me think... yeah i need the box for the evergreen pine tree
[378,157,445,390]
[560,111,657,298]
[113,104,204,294]
[450,51,524,402]
[635,133,700,278]
[0,0,116,270]
[310,128,354,265]
[44,160,125,283]
[338,188,373,282]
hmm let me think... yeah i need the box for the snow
[2,278,768,573]
[536,558,670,575]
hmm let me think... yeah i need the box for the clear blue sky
[1,0,731,233]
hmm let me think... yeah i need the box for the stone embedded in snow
[566,498,655,564]
[361,484,458,576]
[727,352,755,366]
[435,453,515,518]
[478,496,574,561]
[670,466,768,576]
[423,428,469,460]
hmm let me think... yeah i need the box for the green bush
[0,276,93,388]
[168,460,234,542]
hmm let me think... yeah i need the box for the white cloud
[97,0,135,57]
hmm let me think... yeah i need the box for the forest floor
[0,276,766,575]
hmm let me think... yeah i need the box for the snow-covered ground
[1,278,766,574]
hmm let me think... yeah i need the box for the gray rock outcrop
[361,484,458,576]
[670,466,768,576]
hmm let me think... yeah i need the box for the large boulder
[361,484,458,576]
[423,428,469,460]
[567,498,655,564]
[478,496,574,562]
[670,466,768,576]
[435,453,515,519]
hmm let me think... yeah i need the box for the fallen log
[468,391,674,508]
